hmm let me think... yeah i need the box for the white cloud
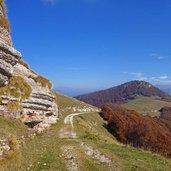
[124,72,143,77]
[125,72,171,85]
[124,72,147,80]
[150,53,168,60]
[149,76,171,85]
[157,56,167,60]
[42,0,56,5]
[158,76,168,80]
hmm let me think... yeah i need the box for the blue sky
[6,0,171,95]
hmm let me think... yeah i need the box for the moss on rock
[7,101,22,112]
[18,60,29,69]
[0,76,32,100]
[31,75,52,89]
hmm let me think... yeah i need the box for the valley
[1,0,171,170]
[1,93,171,171]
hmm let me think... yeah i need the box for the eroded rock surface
[0,1,21,85]
[0,0,58,132]
[0,42,21,85]
[0,63,59,132]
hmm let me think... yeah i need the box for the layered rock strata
[0,0,58,132]
[0,1,20,85]
[0,0,12,46]
[0,62,59,132]
[0,42,21,86]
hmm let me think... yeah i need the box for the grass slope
[1,94,171,170]
[123,96,171,116]
[54,92,98,115]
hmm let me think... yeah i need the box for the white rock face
[0,2,12,46]
[15,63,59,131]
[0,2,20,85]
[0,1,58,132]
[0,27,12,46]
[0,138,10,157]
[0,63,59,132]
[0,41,21,86]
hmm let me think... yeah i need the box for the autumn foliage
[76,81,170,107]
[160,107,171,131]
[101,104,171,157]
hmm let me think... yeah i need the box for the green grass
[54,92,97,115]
[75,113,171,171]
[0,116,28,137]
[123,96,171,116]
[0,116,28,171]
[1,95,171,171]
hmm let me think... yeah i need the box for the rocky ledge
[0,0,58,132]
[0,42,21,86]
[0,62,59,132]
[0,27,12,46]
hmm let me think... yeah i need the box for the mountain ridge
[76,80,170,107]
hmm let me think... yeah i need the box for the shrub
[0,0,6,15]
[18,60,29,69]
[7,101,22,112]
[160,107,171,131]
[32,75,52,89]
[0,76,32,100]
[0,15,10,31]
[101,103,171,157]
[0,0,10,31]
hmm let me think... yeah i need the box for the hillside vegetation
[101,103,171,158]
[1,95,171,171]
[123,96,171,116]
[76,81,170,107]
[54,92,98,115]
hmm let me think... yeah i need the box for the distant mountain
[54,87,99,97]
[166,89,171,95]
[75,80,170,107]
[158,85,171,95]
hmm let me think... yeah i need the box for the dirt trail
[59,112,89,138]
[60,112,117,171]
[64,112,88,128]
[61,146,79,171]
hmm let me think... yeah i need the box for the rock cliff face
[0,0,58,132]
[0,1,21,86]
[13,63,58,129]
[0,0,12,46]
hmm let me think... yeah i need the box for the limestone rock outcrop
[0,0,12,46]
[14,63,58,127]
[0,42,21,86]
[0,0,58,132]
[0,1,21,85]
